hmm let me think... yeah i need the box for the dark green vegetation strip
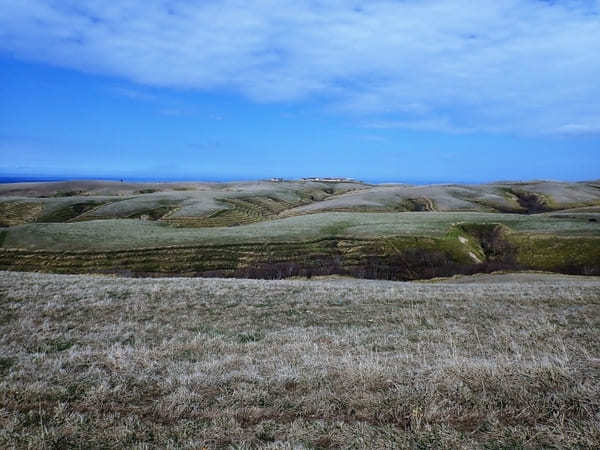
[37,201,108,223]
[513,235,600,275]
[1,227,598,279]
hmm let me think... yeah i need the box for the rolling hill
[1,180,599,279]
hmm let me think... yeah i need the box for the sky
[1,0,599,183]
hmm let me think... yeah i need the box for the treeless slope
[0,180,205,197]
[0,180,367,226]
[282,181,600,215]
[2,181,599,229]
[1,271,599,448]
[426,271,600,284]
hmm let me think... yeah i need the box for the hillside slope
[1,180,599,279]
[1,271,599,448]
[2,180,599,228]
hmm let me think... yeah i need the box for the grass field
[1,180,599,448]
[1,270,599,448]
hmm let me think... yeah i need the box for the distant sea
[0,175,233,184]
[0,176,68,183]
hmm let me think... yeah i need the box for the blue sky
[1,0,599,183]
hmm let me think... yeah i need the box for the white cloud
[0,0,599,133]
[554,121,600,135]
[366,118,476,134]
[109,86,157,101]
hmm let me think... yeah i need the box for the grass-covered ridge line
[1,216,598,278]
[1,271,599,448]
[1,180,599,279]
[2,211,599,251]
[2,180,600,227]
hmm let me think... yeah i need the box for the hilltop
[2,179,599,228]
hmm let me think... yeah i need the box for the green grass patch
[28,338,76,354]
[0,309,15,325]
[237,331,265,343]
[2,211,598,252]
[512,234,600,274]
[38,201,108,222]
[52,190,83,197]
[0,357,15,375]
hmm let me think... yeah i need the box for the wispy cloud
[359,135,389,143]
[366,119,476,135]
[553,120,600,135]
[1,0,599,134]
[109,86,157,102]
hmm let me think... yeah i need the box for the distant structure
[268,177,284,182]
[301,177,355,182]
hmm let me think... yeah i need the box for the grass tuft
[0,357,15,375]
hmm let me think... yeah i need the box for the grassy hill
[2,179,599,227]
[1,271,599,448]
[2,180,599,448]
[1,180,599,278]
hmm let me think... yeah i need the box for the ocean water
[0,175,234,184]
[0,176,67,183]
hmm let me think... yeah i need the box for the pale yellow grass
[1,271,599,448]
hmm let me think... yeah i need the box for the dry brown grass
[1,271,599,448]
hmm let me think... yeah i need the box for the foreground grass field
[1,271,599,448]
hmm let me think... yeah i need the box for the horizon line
[0,174,597,186]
